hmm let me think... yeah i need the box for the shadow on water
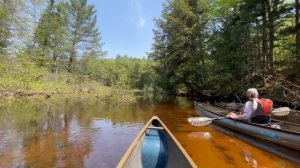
[210,123,300,164]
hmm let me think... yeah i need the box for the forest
[0,0,300,104]
[149,0,300,104]
[0,0,153,98]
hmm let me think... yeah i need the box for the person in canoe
[226,88,273,124]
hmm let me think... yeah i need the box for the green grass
[0,70,138,101]
[0,57,147,102]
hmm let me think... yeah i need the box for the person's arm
[226,112,238,118]
[233,101,256,120]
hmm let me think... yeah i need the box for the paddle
[188,107,291,126]
[271,107,290,116]
[188,117,227,126]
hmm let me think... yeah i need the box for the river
[0,97,299,168]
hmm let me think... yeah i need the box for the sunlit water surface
[0,97,299,168]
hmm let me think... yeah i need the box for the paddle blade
[187,117,213,126]
[272,107,290,116]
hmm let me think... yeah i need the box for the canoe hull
[117,116,197,168]
[194,102,300,151]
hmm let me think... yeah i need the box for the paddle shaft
[211,117,227,121]
[216,107,290,117]
[188,116,229,126]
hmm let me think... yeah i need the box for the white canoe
[117,116,197,168]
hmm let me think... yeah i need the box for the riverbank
[0,56,151,102]
[0,71,142,101]
[0,88,139,102]
[0,87,141,104]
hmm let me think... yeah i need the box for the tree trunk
[268,21,275,73]
[262,1,268,72]
[296,0,300,62]
[52,52,58,73]
[68,42,76,72]
[68,51,76,73]
[265,0,278,74]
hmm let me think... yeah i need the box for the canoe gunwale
[116,117,154,168]
[195,101,300,151]
[194,102,300,135]
[116,116,198,168]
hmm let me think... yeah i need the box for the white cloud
[139,18,146,27]
[130,0,146,27]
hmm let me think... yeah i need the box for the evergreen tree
[0,4,10,54]
[34,0,68,72]
[149,0,207,93]
[296,0,300,63]
[0,0,29,55]
[67,0,104,72]
[150,0,297,96]
[293,0,300,80]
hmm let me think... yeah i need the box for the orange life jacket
[240,99,273,116]
[254,99,273,116]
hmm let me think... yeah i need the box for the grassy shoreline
[0,58,147,102]
[0,73,141,102]
[0,88,139,102]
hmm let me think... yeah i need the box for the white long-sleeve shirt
[235,100,258,120]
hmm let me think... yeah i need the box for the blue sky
[89,0,164,58]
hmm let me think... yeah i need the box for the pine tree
[34,0,68,72]
[296,0,300,63]
[67,0,104,72]
[149,0,207,93]
[0,4,10,54]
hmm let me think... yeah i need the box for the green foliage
[78,55,153,90]
[150,0,298,98]
[67,0,104,72]
[0,5,10,54]
[1,0,299,101]
[0,0,154,96]
[33,1,68,71]
[149,0,208,93]
[29,0,105,73]
[0,56,48,91]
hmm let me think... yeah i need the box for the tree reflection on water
[0,97,299,168]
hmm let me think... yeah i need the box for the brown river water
[0,97,299,168]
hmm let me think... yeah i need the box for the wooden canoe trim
[116,117,153,168]
[153,116,198,168]
[116,116,198,168]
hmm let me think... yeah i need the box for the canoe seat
[141,128,168,168]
